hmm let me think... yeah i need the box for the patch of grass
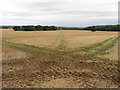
[82,49,90,53]
[74,47,100,56]
[8,56,14,58]
[73,52,83,55]
[73,37,118,57]
[90,48,99,50]
[99,52,109,55]
[56,35,70,51]
[99,37,118,49]
[56,44,70,51]
[3,40,54,54]
[26,46,53,54]
[79,46,86,48]
[78,37,113,49]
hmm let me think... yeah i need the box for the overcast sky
[0,0,119,27]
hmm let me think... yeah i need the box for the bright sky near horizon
[0,0,119,27]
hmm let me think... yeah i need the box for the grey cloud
[1,0,118,26]
[53,10,117,17]
[16,1,66,11]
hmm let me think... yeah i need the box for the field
[2,29,119,88]
[2,29,118,48]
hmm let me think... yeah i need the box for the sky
[0,0,119,27]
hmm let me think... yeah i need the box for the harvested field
[2,29,119,88]
[2,29,118,48]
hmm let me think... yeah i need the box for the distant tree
[59,27,82,30]
[13,26,21,31]
[91,26,96,32]
[36,25,43,31]
[22,26,35,31]
[49,26,57,30]
[43,26,48,31]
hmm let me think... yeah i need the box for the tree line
[58,27,82,30]
[83,25,120,31]
[13,25,57,31]
[0,26,14,29]
[2,25,120,31]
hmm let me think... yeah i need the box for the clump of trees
[83,25,120,31]
[13,25,57,31]
[58,27,82,30]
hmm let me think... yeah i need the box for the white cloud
[0,0,119,26]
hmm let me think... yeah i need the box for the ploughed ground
[2,37,120,88]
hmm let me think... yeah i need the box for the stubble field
[2,29,119,88]
[2,29,118,48]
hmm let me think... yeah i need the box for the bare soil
[2,37,119,88]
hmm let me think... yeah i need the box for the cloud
[0,0,119,26]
